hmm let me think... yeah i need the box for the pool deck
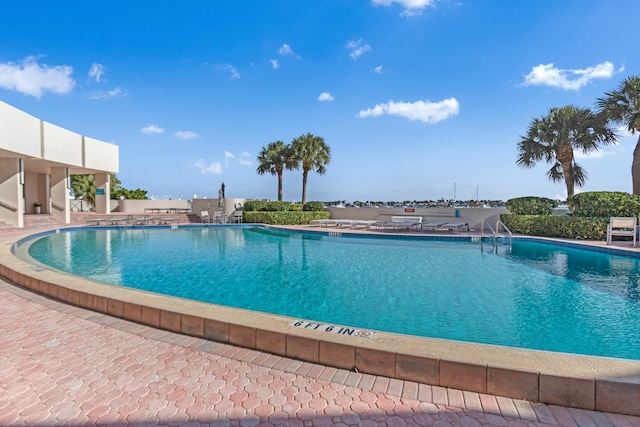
[2,223,640,425]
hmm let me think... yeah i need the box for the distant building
[0,101,119,227]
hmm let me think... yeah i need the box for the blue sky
[1,0,638,202]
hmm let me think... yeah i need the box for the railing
[495,219,513,246]
[480,220,495,238]
[480,219,512,252]
[0,200,18,212]
[51,202,65,212]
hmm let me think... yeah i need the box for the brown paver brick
[1,264,639,426]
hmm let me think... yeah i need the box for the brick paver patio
[2,277,640,426]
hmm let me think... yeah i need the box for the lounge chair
[606,217,637,246]
[381,216,423,231]
[350,220,379,229]
[133,215,151,225]
[421,221,448,231]
[85,217,127,226]
[438,222,470,231]
[158,217,178,224]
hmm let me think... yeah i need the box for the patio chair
[200,211,211,223]
[606,217,637,246]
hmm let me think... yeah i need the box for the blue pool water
[24,226,640,360]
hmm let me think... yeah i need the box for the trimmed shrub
[505,196,558,215]
[243,200,292,212]
[568,191,640,218]
[244,211,330,225]
[501,214,607,240]
[303,201,325,211]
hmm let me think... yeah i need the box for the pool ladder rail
[480,219,513,251]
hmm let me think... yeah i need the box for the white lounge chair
[350,220,379,229]
[382,216,423,231]
[606,217,637,246]
[421,221,448,231]
[438,222,469,231]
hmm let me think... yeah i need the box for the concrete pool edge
[2,226,640,416]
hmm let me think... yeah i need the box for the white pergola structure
[0,101,119,227]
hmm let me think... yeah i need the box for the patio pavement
[2,224,640,426]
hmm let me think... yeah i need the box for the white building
[0,100,119,227]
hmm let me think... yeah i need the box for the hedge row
[500,214,608,240]
[244,211,330,225]
[505,196,558,215]
[568,191,640,217]
[244,200,325,212]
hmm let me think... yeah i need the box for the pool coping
[2,224,640,416]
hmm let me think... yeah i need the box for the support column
[94,173,111,214]
[50,167,70,224]
[0,158,24,227]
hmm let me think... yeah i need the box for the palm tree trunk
[277,171,283,201]
[563,167,575,198]
[557,146,575,198]
[301,169,308,204]
[632,135,640,196]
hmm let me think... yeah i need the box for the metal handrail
[495,220,513,247]
[0,200,18,212]
[480,220,495,238]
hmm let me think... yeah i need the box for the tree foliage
[290,133,331,204]
[256,140,297,201]
[596,76,640,194]
[516,105,617,198]
[71,174,148,204]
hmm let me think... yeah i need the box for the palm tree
[256,141,297,201]
[596,76,640,194]
[290,133,331,204]
[516,105,617,198]
[70,174,96,204]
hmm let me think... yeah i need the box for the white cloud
[270,59,279,70]
[278,44,295,56]
[358,98,459,124]
[238,152,253,166]
[346,39,372,60]
[88,63,105,82]
[574,141,623,160]
[318,92,334,102]
[224,151,234,166]
[374,65,383,74]
[174,130,199,140]
[140,124,164,135]
[521,61,617,91]
[0,56,75,98]
[89,86,126,100]
[371,0,436,16]
[617,126,636,138]
[194,159,222,175]
[218,64,240,79]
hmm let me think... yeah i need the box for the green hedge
[243,200,326,213]
[568,191,640,217]
[244,200,292,212]
[244,211,330,225]
[500,214,607,240]
[505,196,558,215]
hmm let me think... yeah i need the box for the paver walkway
[2,278,640,426]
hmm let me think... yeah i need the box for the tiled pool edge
[2,228,640,417]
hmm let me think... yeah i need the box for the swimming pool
[22,225,640,360]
